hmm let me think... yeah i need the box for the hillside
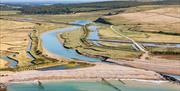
[1,0,179,14]
[20,1,143,14]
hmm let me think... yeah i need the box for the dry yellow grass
[99,27,119,37]
[0,20,34,30]
[0,20,34,54]
[35,23,65,33]
[0,19,66,66]
[105,6,180,34]
[119,12,179,24]
[124,5,163,13]
[0,20,34,52]
[106,7,180,24]
[146,7,180,18]
[0,20,35,66]
[130,32,180,43]
[139,22,180,34]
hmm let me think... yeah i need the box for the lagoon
[7,80,180,91]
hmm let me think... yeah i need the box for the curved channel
[88,26,101,46]
[26,32,36,64]
[1,53,18,68]
[41,20,102,62]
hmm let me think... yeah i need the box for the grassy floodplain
[0,11,106,70]
[0,2,133,69]
[60,25,142,60]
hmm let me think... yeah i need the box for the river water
[88,26,101,46]
[40,20,102,62]
[0,53,18,68]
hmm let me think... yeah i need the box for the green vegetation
[135,28,180,36]
[98,25,180,43]
[19,0,180,14]
[0,61,93,72]
[1,0,179,15]
[20,1,143,14]
[0,9,110,25]
[147,47,180,55]
[147,46,180,60]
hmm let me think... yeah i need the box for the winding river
[4,20,180,91]
[41,20,102,62]
[2,20,179,68]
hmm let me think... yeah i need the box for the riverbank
[0,62,162,83]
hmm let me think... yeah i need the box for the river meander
[41,20,102,62]
[5,20,180,91]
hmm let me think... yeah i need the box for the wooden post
[101,78,122,91]
[0,83,7,91]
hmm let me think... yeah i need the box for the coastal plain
[0,2,180,89]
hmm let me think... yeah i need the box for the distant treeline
[21,6,72,14]
[20,1,143,14]
[1,0,180,14]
